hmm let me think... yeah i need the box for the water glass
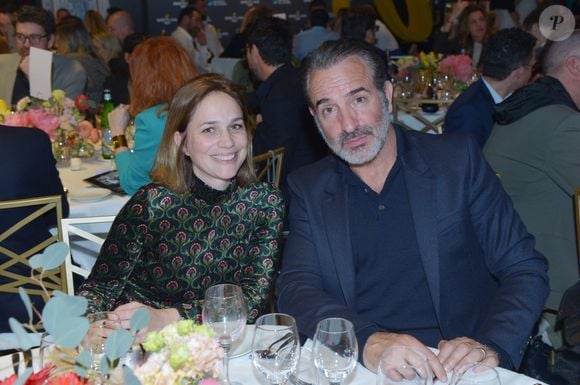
[376,346,432,385]
[83,312,121,371]
[313,317,358,385]
[202,283,247,385]
[252,313,300,385]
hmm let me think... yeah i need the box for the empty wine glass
[313,317,358,385]
[451,364,501,385]
[82,311,121,374]
[376,346,432,385]
[252,313,300,385]
[202,283,247,385]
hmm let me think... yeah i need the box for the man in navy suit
[444,28,536,147]
[277,39,548,380]
[0,125,69,334]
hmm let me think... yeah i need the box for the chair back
[252,147,285,188]
[0,195,65,298]
[61,216,116,295]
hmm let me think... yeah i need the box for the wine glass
[202,283,247,385]
[82,312,121,374]
[312,317,358,385]
[451,364,501,385]
[376,346,432,385]
[252,313,300,385]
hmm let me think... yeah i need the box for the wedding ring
[475,346,487,362]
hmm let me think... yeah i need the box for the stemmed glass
[252,313,300,385]
[312,317,358,385]
[82,311,122,377]
[376,346,433,385]
[202,283,247,385]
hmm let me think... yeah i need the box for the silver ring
[476,347,487,362]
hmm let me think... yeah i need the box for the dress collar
[191,175,237,203]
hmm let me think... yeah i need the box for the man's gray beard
[315,102,390,166]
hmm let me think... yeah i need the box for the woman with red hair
[108,36,198,195]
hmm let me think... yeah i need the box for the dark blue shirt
[339,131,442,348]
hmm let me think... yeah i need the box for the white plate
[230,324,254,358]
[69,187,112,202]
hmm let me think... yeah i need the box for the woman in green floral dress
[77,74,285,334]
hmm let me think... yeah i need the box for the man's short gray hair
[543,29,580,75]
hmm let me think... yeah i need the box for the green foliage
[105,329,133,361]
[43,295,89,348]
[8,318,37,350]
[75,350,92,377]
[18,287,32,321]
[130,307,151,332]
[15,368,32,385]
[29,242,69,271]
[123,366,141,385]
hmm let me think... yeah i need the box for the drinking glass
[451,364,501,385]
[376,346,432,385]
[82,312,121,372]
[312,317,358,385]
[252,313,300,385]
[202,283,247,385]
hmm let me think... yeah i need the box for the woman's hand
[108,104,131,137]
[450,1,469,22]
[113,301,180,342]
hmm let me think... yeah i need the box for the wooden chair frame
[0,195,65,298]
[392,98,448,134]
[61,216,116,295]
[252,147,285,188]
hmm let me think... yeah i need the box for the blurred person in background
[106,9,134,44]
[433,2,494,68]
[189,0,224,58]
[55,8,70,25]
[55,16,109,104]
[107,37,198,195]
[84,9,108,35]
[78,74,284,333]
[0,5,86,105]
[0,3,16,52]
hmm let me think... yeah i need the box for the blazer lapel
[321,172,357,309]
[401,136,442,321]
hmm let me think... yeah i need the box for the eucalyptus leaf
[130,308,151,332]
[52,290,66,297]
[49,317,89,348]
[18,287,32,321]
[28,253,43,270]
[8,318,36,351]
[100,353,111,375]
[123,366,142,385]
[15,367,32,385]
[38,242,69,270]
[75,350,92,377]
[104,329,133,360]
[43,295,88,332]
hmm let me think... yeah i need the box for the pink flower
[199,379,221,385]
[438,54,473,83]
[77,120,100,143]
[3,112,30,127]
[27,108,60,140]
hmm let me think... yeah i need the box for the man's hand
[363,332,448,381]
[19,56,30,77]
[437,337,500,374]
[195,29,207,46]
[113,301,180,342]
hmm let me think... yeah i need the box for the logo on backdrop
[539,5,575,42]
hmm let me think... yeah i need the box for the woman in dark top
[78,74,284,335]
[433,3,493,68]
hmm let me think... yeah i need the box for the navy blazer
[444,79,496,147]
[0,125,69,333]
[277,127,549,369]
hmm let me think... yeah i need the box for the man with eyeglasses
[0,5,86,105]
[444,28,537,147]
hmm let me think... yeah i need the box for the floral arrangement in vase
[135,321,223,385]
[1,242,225,385]
[437,54,474,84]
[0,90,100,159]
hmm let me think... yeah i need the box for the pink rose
[77,120,100,143]
[198,379,221,385]
[28,108,60,140]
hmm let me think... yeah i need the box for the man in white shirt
[171,6,210,72]
[189,0,223,58]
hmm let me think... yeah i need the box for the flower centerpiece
[437,54,474,89]
[135,321,223,385]
[0,90,100,160]
[1,242,225,385]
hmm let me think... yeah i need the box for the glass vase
[52,130,71,164]
[71,137,95,159]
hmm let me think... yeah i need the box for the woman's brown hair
[151,73,257,193]
[454,4,493,54]
[128,37,198,116]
